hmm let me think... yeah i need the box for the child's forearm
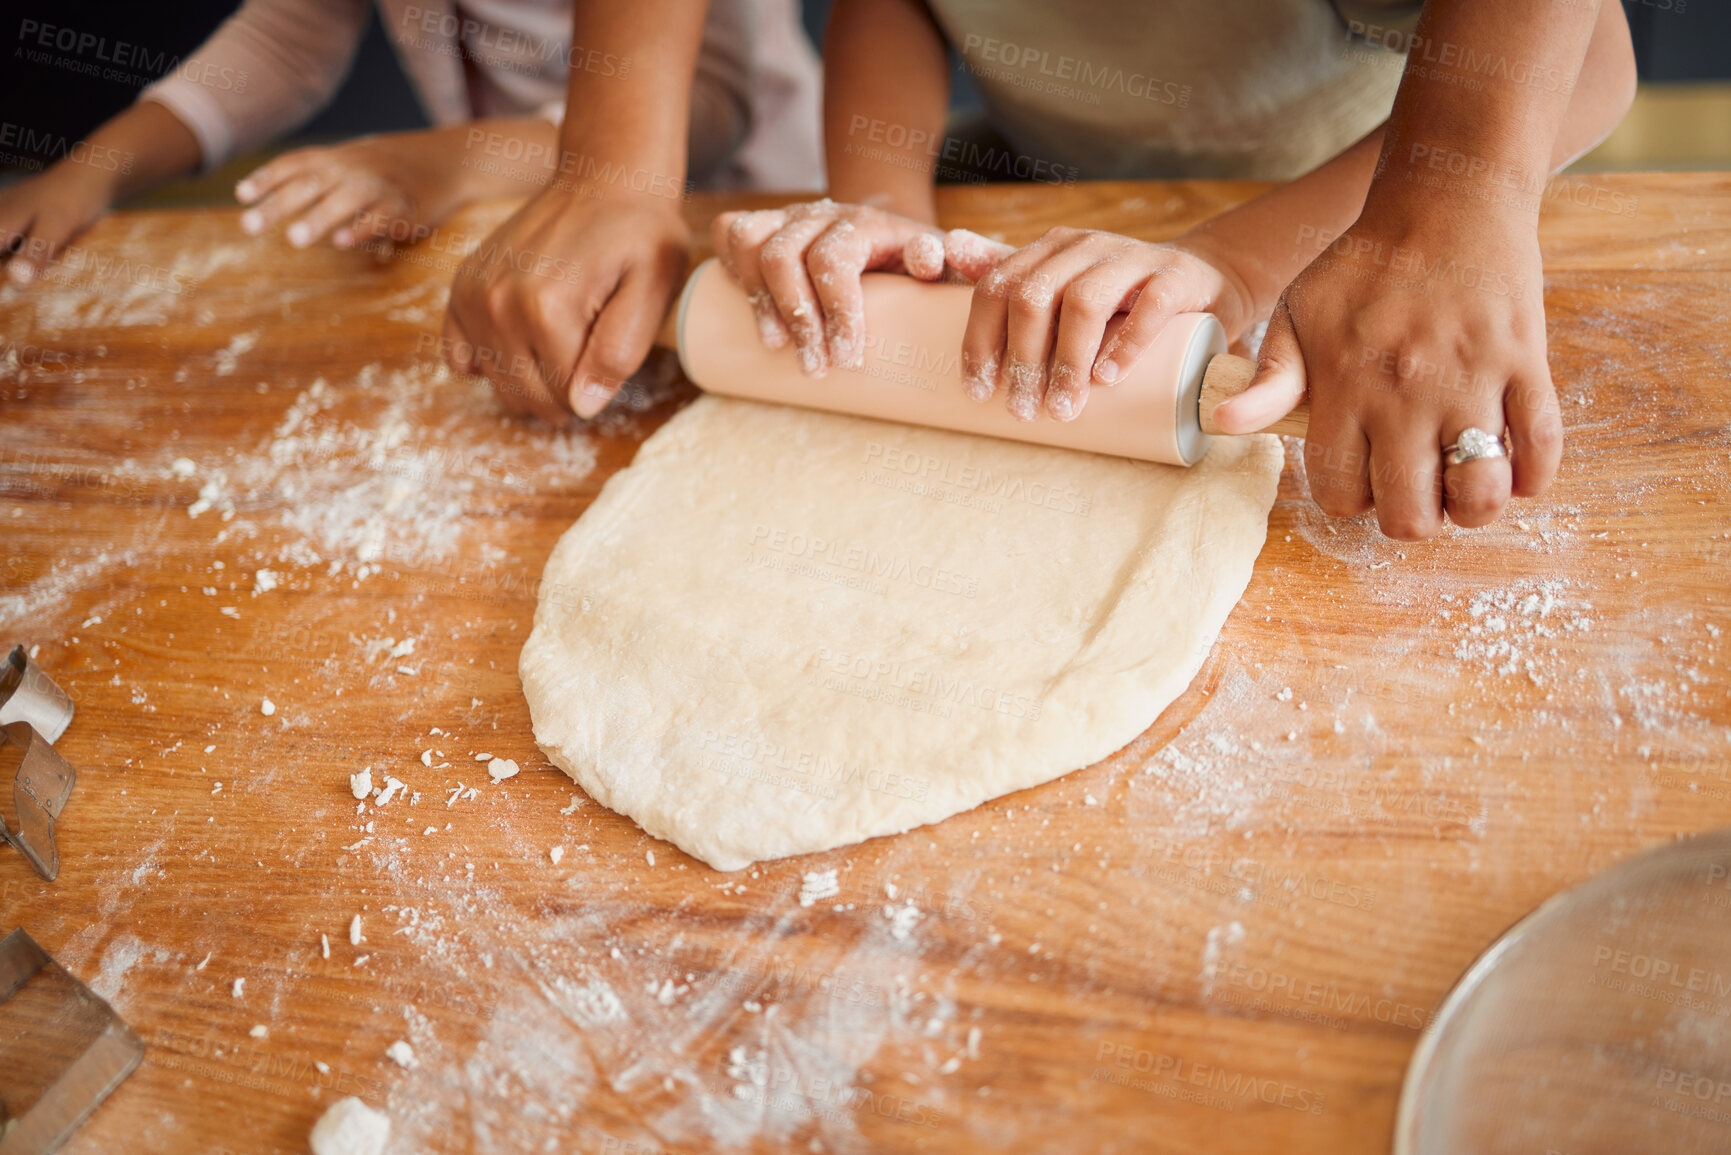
[75,101,204,202]
[822,0,950,221]
[1183,0,1632,323]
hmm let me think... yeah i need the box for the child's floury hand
[937,228,1257,422]
[1216,210,1562,539]
[710,200,943,377]
[234,133,466,250]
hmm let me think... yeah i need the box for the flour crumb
[260,698,275,716]
[385,1040,417,1069]
[486,757,518,782]
[374,777,404,806]
[883,902,922,941]
[213,331,258,376]
[253,569,279,594]
[309,1096,391,1155]
[321,934,330,959]
[249,1024,268,1038]
[549,846,565,865]
[196,953,211,971]
[1083,794,1099,806]
[171,457,198,478]
[646,850,656,866]
[473,751,493,762]
[232,978,245,998]
[349,769,372,800]
[349,914,364,946]
[1275,687,1293,701]
[559,794,582,814]
[799,869,840,907]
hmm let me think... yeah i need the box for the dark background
[0,0,1724,180]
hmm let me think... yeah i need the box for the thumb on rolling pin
[1210,298,1307,435]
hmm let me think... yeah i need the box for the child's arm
[0,0,371,284]
[231,118,560,249]
[0,103,201,284]
[709,0,950,377]
[1218,0,1633,539]
[441,0,713,423]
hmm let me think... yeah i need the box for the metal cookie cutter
[0,928,145,1154]
[0,647,74,745]
[0,725,74,882]
[0,648,76,881]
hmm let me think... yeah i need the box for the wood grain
[0,174,1728,1154]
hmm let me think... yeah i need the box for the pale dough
[521,397,1282,870]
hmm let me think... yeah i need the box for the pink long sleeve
[139,0,372,169]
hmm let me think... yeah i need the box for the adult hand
[442,185,690,422]
[1215,208,1560,538]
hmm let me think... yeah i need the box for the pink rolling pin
[658,259,1307,466]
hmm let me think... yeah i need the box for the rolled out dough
[521,396,1281,870]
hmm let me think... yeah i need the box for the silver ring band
[1443,427,1507,466]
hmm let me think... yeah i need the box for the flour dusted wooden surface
[1,175,1728,1154]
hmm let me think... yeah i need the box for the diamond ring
[1443,427,1507,466]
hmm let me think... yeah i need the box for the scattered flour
[90,933,146,1003]
[213,331,259,376]
[798,869,839,908]
[1446,579,1594,685]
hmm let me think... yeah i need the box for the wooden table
[1,174,1728,1154]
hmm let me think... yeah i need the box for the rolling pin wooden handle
[1197,353,1310,440]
